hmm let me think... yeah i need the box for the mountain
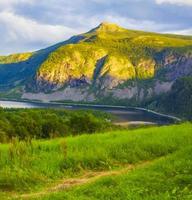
[0,22,192,117]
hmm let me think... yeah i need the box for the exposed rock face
[69,75,91,87]
[97,76,123,90]
[112,87,138,100]
[154,81,173,95]
[166,55,192,81]
[23,52,192,103]
[22,87,96,102]
[156,52,192,81]
[109,81,173,102]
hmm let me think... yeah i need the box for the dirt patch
[14,161,152,199]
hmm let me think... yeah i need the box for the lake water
[0,100,176,124]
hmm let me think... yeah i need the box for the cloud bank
[0,0,191,54]
[156,0,192,6]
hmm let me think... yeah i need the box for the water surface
[0,100,176,124]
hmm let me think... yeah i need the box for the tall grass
[40,146,192,200]
[0,123,191,195]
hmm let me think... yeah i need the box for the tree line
[0,108,112,143]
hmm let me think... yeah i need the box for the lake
[0,100,179,125]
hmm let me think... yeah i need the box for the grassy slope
[0,52,33,64]
[40,147,192,200]
[0,123,191,199]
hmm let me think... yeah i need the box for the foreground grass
[37,146,192,200]
[0,123,191,199]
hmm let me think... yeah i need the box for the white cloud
[0,0,35,11]
[0,11,78,54]
[0,11,76,42]
[0,0,191,54]
[156,0,192,6]
[164,28,192,35]
[0,0,35,6]
[0,10,184,54]
[81,14,176,33]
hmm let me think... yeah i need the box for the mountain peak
[91,22,123,33]
[99,21,118,27]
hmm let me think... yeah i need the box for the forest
[0,108,112,143]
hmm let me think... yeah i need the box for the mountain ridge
[0,22,192,118]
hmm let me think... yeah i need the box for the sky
[0,0,192,55]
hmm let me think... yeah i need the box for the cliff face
[23,50,192,104]
[0,22,192,106]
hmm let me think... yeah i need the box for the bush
[69,113,107,134]
[0,109,112,142]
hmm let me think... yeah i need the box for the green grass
[0,52,33,64]
[39,146,192,200]
[0,123,191,199]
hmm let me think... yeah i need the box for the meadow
[0,122,191,199]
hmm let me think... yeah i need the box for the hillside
[0,123,191,199]
[0,22,192,117]
[154,76,192,119]
[0,52,33,64]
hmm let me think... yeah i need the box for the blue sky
[0,0,192,54]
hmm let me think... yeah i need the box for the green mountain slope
[0,22,192,117]
[33,22,192,92]
[0,52,33,64]
[154,76,192,119]
[0,35,84,91]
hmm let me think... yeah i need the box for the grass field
[37,146,192,200]
[0,123,191,199]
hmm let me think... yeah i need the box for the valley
[0,100,180,124]
[0,21,191,200]
[0,0,192,198]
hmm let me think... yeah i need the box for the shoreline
[0,98,182,123]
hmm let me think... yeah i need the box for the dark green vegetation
[154,76,192,119]
[0,123,191,199]
[0,108,112,143]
